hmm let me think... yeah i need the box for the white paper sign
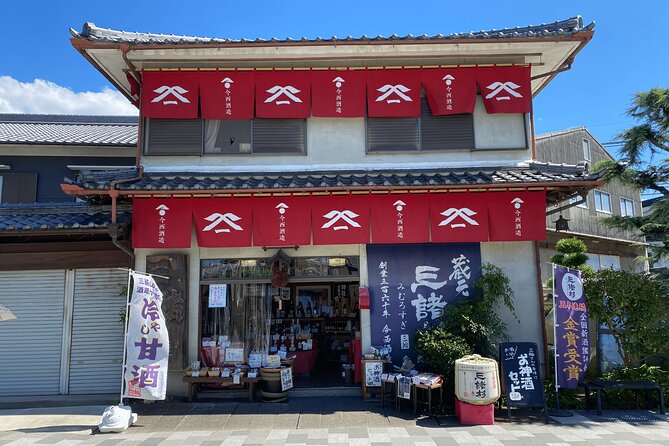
[208,284,227,308]
[365,361,383,387]
[266,354,281,368]
[248,353,262,368]
[233,373,241,384]
[123,272,169,401]
[224,348,244,363]
[280,367,293,391]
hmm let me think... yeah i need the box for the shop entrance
[198,255,361,390]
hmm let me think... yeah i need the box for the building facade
[63,17,601,397]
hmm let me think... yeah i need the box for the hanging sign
[251,196,312,247]
[123,272,170,400]
[255,71,311,118]
[311,195,371,245]
[500,342,546,407]
[193,198,253,247]
[476,66,531,114]
[554,266,589,388]
[421,68,477,115]
[487,191,546,241]
[141,71,199,119]
[280,367,294,391]
[199,71,255,120]
[429,193,489,243]
[208,284,227,308]
[367,243,481,366]
[311,70,366,117]
[132,198,192,249]
[370,194,430,244]
[366,69,421,117]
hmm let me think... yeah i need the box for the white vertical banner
[122,272,170,400]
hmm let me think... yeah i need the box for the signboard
[208,284,227,308]
[367,243,481,365]
[123,272,170,400]
[280,367,294,391]
[553,266,589,388]
[224,348,244,364]
[248,353,262,368]
[364,361,383,387]
[499,342,545,408]
[397,376,412,399]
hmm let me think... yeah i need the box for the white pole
[552,263,560,399]
[119,269,133,406]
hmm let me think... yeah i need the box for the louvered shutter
[420,98,475,151]
[145,118,203,155]
[252,119,306,154]
[366,117,420,152]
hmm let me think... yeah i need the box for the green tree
[586,269,669,367]
[595,87,669,260]
[547,237,594,288]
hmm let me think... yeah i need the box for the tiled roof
[0,202,130,232]
[0,114,137,146]
[67,162,599,192]
[70,17,594,46]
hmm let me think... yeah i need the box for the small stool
[413,382,443,416]
[381,379,395,408]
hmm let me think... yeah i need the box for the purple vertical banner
[367,243,481,366]
[553,265,590,388]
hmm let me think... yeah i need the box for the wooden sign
[280,367,293,391]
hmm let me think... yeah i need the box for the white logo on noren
[439,208,479,228]
[375,84,412,104]
[485,81,522,101]
[203,213,244,233]
[152,86,190,105]
[265,85,302,105]
[321,210,361,231]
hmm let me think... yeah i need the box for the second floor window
[366,97,475,152]
[594,190,612,213]
[144,118,306,155]
[583,138,591,161]
[620,197,635,217]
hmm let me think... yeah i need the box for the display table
[412,382,443,416]
[182,375,259,402]
[291,349,318,374]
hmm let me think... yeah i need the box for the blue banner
[367,243,481,366]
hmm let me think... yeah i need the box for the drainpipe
[107,155,144,264]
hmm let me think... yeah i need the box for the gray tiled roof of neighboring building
[67,162,598,192]
[70,17,594,46]
[0,202,130,231]
[0,114,138,146]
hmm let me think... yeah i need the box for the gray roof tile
[0,202,130,232]
[68,162,599,192]
[0,114,137,146]
[71,17,594,46]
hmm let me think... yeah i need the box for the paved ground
[1,396,668,445]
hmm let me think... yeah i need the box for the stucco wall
[481,241,544,364]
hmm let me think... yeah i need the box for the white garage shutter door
[68,268,127,394]
[0,270,65,396]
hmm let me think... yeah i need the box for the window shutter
[420,98,475,151]
[0,173,37,204]
[145,119,203,155]
[367,117,420,152]
[252,119,305,154]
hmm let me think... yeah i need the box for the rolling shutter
[0,270,65,396]
[252,119,306,154]
[68,268,127,394]
[145,118,203,155]
[366,117,420,152]
[421,97,475,151]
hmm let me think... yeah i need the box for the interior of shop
[199,255,361,388]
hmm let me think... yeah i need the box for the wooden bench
[182,375,259,403]
[581,380,666,415]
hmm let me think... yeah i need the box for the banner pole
[119,269,133,406]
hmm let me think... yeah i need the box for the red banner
[132,198,192,248]
[311,70,366,117]
[370,194,430,243]
[255,71,311,118]
[487,191,546,241]
[476,66,531,114]
[141,71,199,119]
[193,198,253,247]
[421,68,477,115]
[366,69,421,117]
[252,196,312,246]
[429,194,489,242]
[312,195,370,245]
[199,71,255,120]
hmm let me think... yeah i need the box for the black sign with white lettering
[499,342,545,408]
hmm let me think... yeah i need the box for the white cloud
[0,76,138,115]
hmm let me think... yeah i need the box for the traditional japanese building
[64,17,600,397]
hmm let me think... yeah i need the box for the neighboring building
[60,17,600,398]
[536,127,645,372]
[0,114,137,396]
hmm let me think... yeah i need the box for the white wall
[481,241,544,364]
[142,99,530,173]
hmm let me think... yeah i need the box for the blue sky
[1,0,667,153]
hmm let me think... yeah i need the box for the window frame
[583,138,591,161]
[594,190,612,214]
[619,197,635,217]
